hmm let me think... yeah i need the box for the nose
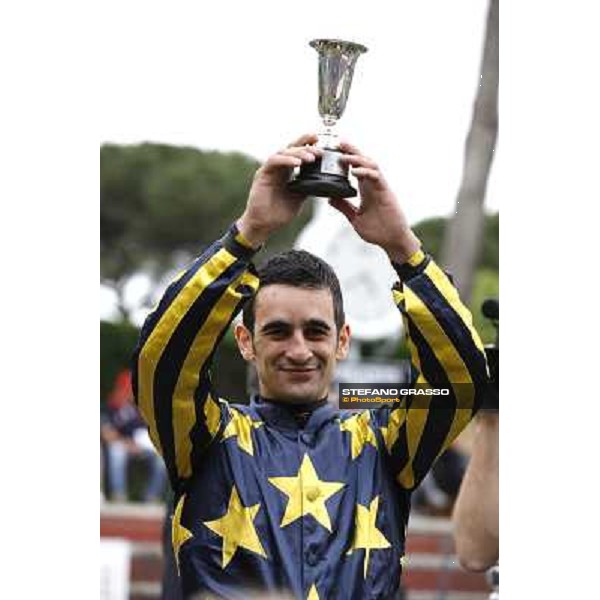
[284,330,313,364]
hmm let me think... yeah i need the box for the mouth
[278,366,320,380]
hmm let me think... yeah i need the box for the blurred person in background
[452,411,499,571]
[133,134,489,599]
[101,369,167,503]
[452,300,499,574]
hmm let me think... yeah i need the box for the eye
[262,324,291,339]
[304,326,329,340]
[268,329,289,340]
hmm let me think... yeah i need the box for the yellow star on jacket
[132,223,491,598]
[221,407,263,455]
[307,583,320,599]
[347,496,391,578]
[268,454,345,531]
[172,494,193,571]
[202,485,267,568]
[340,411,378,459]
[380,404,407,454]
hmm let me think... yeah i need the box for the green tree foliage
[101,143,313,317]
[100,143,313,403]
[412,213,498,344]
[470,267,499,344]
[412,212,498,271]
[411,217,447,263]
[481,212,499,271]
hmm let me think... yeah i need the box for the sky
[100,0,499,323]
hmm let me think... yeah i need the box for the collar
[251,395,338,433]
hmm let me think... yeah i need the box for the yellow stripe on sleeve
[403,287,474,387]
[389,264,484,488]
[381,404,407,454]
[381,312,418,459]
[406,284,478,475]
[397,373,430,489]
[172,270,260,478]
[381,334,418,457]
[234,228,257,250]
[423,261,486,355]
[392,288,404,306]
[137,248,237,456]
[406,331,422,375]
[406,248,426,267]
[420,261,482,452]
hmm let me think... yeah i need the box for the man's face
[235,285,350,404]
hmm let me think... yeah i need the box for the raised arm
[132,227,260,490]
[329,142,489,490]
[452,412,499,571]
[383,251,488,489]
[132,134,322,491]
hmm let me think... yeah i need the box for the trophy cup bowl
[288,39,367,198]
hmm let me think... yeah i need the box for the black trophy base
[287,156,357,198]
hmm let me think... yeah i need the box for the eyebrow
[260,320,291,334]
[259,319,332,334]
[304,319,332,331]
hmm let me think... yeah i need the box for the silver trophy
[288,38,367,198]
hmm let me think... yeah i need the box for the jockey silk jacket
[132,224,489,600]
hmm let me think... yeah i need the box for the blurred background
[100,1,498,599]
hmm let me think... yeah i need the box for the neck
[260,395,328,411]
[260,395,328,428]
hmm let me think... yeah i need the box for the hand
[328,141,421,263]
[236,134,322,248]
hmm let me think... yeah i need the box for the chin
[272,382,325,404]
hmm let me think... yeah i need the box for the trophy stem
[318,124,339,150]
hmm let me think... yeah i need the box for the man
[132,134,488,599]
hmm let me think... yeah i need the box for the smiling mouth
[279,367,319,373]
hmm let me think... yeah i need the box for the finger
[339,153,378,170]
[328,197,358,222]
[287,133,319,147]
[351,166,382,183]
[280,146,322,162]
[297,145,323,157]
[262,154,302,173]
[338,140,362,155]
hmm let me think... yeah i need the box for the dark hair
[242,250,345,334]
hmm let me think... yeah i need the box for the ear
[234,322,255,362]
[335,323,351,361]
